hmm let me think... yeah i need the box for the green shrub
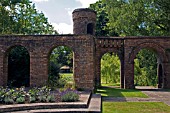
[47,95,55,102]
[28,87,39,101]
[16,97,25,104]
[0,86,55,104]
[38,95,47,102]
[4,97,14,104]
[64,82,75,89]
[61,89,79,102]
[0,87,6,103]
[29,96,36,103]
[47,76,67,90]
[57,78,67,88]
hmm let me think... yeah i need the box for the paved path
[103,86,170,106]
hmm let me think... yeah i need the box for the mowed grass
[101,83,120,87]
[60,73,73,83]
[96,86,148,98]
[103,102,170,113]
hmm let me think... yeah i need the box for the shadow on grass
[95,86,148,98]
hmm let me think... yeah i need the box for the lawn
[103,102,170,113]
[96,86,148,98]
[60,73,73,83]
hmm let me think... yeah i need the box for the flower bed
[0,86,79,105]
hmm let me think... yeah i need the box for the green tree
[134,49,157,86]
[0,0,57,35]
[103,0,170,36]
[89,0,118,36]
[49,46,73,77]
[0,0,58,87]
[91,0,169,86]
[101,53,120,84]
[8,46,30,87]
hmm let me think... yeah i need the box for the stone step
[0,92,92,113]
[8,94,101,113]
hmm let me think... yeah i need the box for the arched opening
[7,46,30,87]
[48,46,74,89]
[100,52,120,87]
[134,49,162,89]
[87,23,94,35]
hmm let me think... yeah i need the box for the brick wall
[0,8,170,90]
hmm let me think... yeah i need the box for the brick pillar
[95,57,101,87]
[157,63,163,88]
[120,59,124,88]
[74,52,95,90]
[0,55,7,86]
[124,61,135,89]
[162,62,170,89]
[30,56,48,87]
[74,37,95,90]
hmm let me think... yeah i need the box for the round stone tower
[72,8,96,35]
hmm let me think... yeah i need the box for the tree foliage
[49,46,73,77]
[89,1,118,36]
[0,0,58,87]
[0,0,57,35]
[8,46,30,87]
[134,49,157,86]
[101,53,120,84]
[103,0,170,36]
[90,0,169,86]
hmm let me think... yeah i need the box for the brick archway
[95,49,122,87]
[129,42,168,63]
[126,42,169,89]
[0,36,170,90]
[47,45,75,85]
[3,45,30,87]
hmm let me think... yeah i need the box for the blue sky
[31,0,98,34]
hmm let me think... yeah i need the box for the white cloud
[76,0,98,7]
[52,23,73,34]
[65,8,73,16]
[32,0,48,2]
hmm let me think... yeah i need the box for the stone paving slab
[103,87,170,106]
[103,97,160,102]
[164,101,170,106]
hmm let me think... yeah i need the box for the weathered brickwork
[123,37,170,89]
[0,35,95,90]
[0,8,170,90]
[73,8,96,35]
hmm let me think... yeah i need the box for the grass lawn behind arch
[103,102,170,113]
[96,83,148,98]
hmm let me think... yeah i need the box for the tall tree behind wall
[89,0,119,36]
[90,0,170,86]
[103,0,170,36]
[0,0,57,35]
[0,0,58,87]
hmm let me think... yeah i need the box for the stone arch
[129,42,168,63]
[4,45,30,87]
